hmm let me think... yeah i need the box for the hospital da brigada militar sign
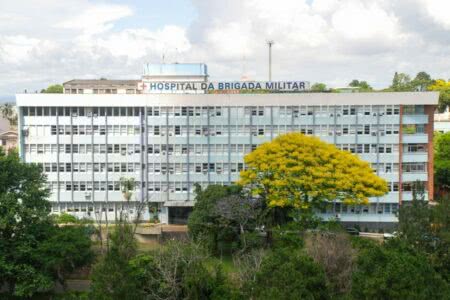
[137,81,310,93]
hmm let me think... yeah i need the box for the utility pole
[267,40,274,81]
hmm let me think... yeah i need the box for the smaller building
[435,108,450,133]
[0,130,18,153]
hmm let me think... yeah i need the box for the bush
[352,244,449,299]
[55,212,78,224]
[247,248,329,299]
[305,232,355,296]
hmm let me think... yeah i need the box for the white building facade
[16,64,438,229]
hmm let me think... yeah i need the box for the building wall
[16,92,438,225]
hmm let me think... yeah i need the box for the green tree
[131,240,235,300]
[352,243,448,299]
[434,132,450,194]
[412,71,433,91]
[311,82,327,92]
[349,79,373,91]
[90,222,139,300]
[188,184,245,254]
[247,248,329,299]
[41,84,63,93]
[398,181,434,252]
[389,72,413,91]
[0,148,92,297]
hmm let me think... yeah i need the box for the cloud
[420,0,450,30]
[0,0,450,97]
[56,4,133,36]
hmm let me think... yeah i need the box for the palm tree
[0,103,17,127]
[120,177,136,221]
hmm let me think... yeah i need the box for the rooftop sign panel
[137,81,310,93]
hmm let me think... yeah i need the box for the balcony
[402,114,428,124]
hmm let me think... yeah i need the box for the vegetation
[311,82,327,92]
[0,103,17,127]
[429,79,450,112]
[41,84,64,93]
[0,148,93,298]
[349,79,373,91]
[239,133,388,209]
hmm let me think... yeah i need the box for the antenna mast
[267,40,274,81]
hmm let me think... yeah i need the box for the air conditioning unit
[373,113,377,116]
[72,113,78,117]
[371,132,377,136]
[93,113,98,118]
[380,132,385,136]
[162,151,166,155]
[87,112,92,117]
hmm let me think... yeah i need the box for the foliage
[0,103,17,126]
[352,242,449,299]
[120,176,135,202]
[398,181,434,252]
[311,82,327,92]
[389,72,413,91]
[239,133,388,210]
[429,79,450,112]
[435,132,450,193]
[411,71,433,91]
[246,248,329,299]
[188,184,258,254]
[131,240,235,300]
[349,79,373,91]
[305,231,355,296]
[398,181,450,281]
[431,196,450,281]
[0,148,92,298]
[54,212,78,224]
[89,222,139,300]
[41,84,63,93]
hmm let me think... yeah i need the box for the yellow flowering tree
[239,133,388,210]
[428,79,450,112]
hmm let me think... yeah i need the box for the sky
[0,0,449,101]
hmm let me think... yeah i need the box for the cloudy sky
[1,0,449,101]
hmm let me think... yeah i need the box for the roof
[0,130,18,137]
[63,79,140,87]
[15,92,440,107]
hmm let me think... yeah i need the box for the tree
[431,195,450,281]
[349,79,373,91]
[131,240,234,300]
[352,243,449,299]
[214,194,262,249]
[305,231,355,296]
[434,132,450,194]
[247,248,330,299]
[188,184,245,254]
[398,181,434,252]
[412,71,433,91]
[239,133,388,210]
[41,84,63,93]
[389,72,413,91]
[0,103,17,127]
[90,223,139,300]
[311,82,327,92]
[429,79,450,112]
[398,181,450,282]
[0,148,92,297]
